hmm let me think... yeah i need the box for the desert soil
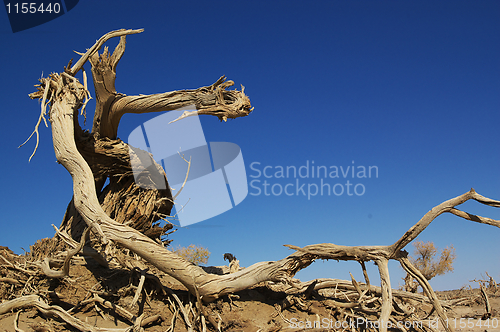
[0,250,498,332]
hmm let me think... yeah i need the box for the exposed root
[129,268,147,309]
[14,310,24,332]
[40,227,89,278]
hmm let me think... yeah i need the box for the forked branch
[68,28,144,76]
[389,189,500,256]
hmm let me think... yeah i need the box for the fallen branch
[399,257,454,332]
[0,294,159,332]
[14,310,24,332]
[92,294,136,323]
[40,227,89,278]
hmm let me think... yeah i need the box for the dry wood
[390,190,500,256]
[129,268,146,308]
[268,278,448,306]
[40,227,89,278]
[0,277,22,285]
[92,294,136,323]
[14,310,24,332]
[399,257,454,332]
[376,258,393,332]
[52,224,108,267]
[35,300,131,332]
[14,28,499,331]
[485,271,498,291]
[479,282,491,319]
[68,29,144,77]
[163,288,193,332]
[0,294,160,332]
[40,29,500,302]
[0,295,40,315]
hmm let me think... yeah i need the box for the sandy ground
[1,255,498,332]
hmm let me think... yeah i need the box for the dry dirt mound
[1,244,499,332]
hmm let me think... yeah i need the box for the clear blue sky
[1,1,498,291]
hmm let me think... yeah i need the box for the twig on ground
[129,268,147,309]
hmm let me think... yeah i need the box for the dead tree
[16,29,500,332]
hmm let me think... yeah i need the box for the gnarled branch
[23,30,498,332]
